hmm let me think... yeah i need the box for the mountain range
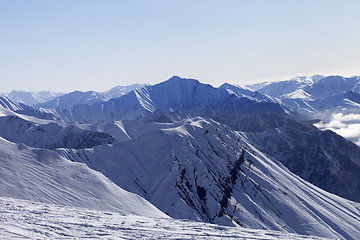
[1,75,360,239]
[1,84,145,107]
[246,75,360,114]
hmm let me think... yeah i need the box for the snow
[5,90,64,106]
[246,76,318,97]
[0,97,25,111]
[0,114,114,149]
[57,117,360,239]
[55,76,288,124]
[0,136,166,218]
[0,105,53,125]
[0,197,329,240]
[104,83,146,99]
[248,75,360,146]
[282,89,313,100]
[2,76,360,239]
[37,90,109,109]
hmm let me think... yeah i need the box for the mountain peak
[164,76,200,85]
[219,83,233,89]
[219,83,249,90]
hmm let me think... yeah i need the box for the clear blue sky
[1,0,360,92]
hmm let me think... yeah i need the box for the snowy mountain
[56,76,289,124]
[246,75,324,98]
[15,76,360,202]
[247,75,360,113]
[0,136,166,217]
[2,75,360,239]
[246,75,360,145]
[0,96,27,111]
[0,197,329,239]
[104,83,146,99]
[0,114,114,149]
[235,114,360,203]
[57,117,360,239]
[4,90,64,106]
[304,75,360,100]
[219,83,277,103]
[310,91,360,111]
[16,84,146,110]
[37,90,109,109]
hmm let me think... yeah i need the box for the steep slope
[245,75,360,147]
[38,90,109,109]
[280,77,360,114]
[247,75,360,113]
[0,137,166,217]
[228,114,360,203]
[57,118,360,239]
[6,90,64,105]
[58,76,289,124]
[0,196,329,240]
[0,96,27,111]
[246,76,323,98]
[219,83,277,103]
[104,83,145,99]
[15,107,62,121]
[0,114,114,149]
[311,91,360,111]
[304,76,360,100]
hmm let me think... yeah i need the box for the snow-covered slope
[219,83,277,103]
[104,83,145,99]
[0,96,27,111]
[246,76,324,98]
[0,114,114,149]
[5,90,64,106]
[57,118,360,239]
[247,75,360,112]
[57,76,289,124]
[37,90,109,109]
[3,75,360,239]
[246,75,360,146]
[309,91,360,111]
[0,136,165,217]
[304,76,360,100]
[236,114,360,203]
[0,196,328,240]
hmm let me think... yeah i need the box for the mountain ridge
[56,117,360,239]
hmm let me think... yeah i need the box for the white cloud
[330,123,360,139]
[332,113,360,122]
[315,113,360,145]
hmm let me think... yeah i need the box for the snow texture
[3,90,64,106]
[58,118,360,239]
[0,197,329,240]
[0,136,166,218]
[37,90,109,109]
[1,75,360,239]
[53,76,288,124]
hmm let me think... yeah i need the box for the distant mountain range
[246,75,360,114]
[1,90,65,106]
[1,75,360,239]
[55,76,289,124]
[1,83,145,107]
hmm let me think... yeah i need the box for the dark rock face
[240,115,360,202]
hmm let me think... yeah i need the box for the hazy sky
[1,0,360,92]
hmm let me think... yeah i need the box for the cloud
[315,113,360,145]
[331,123,360,139]
[332,113,360,122]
